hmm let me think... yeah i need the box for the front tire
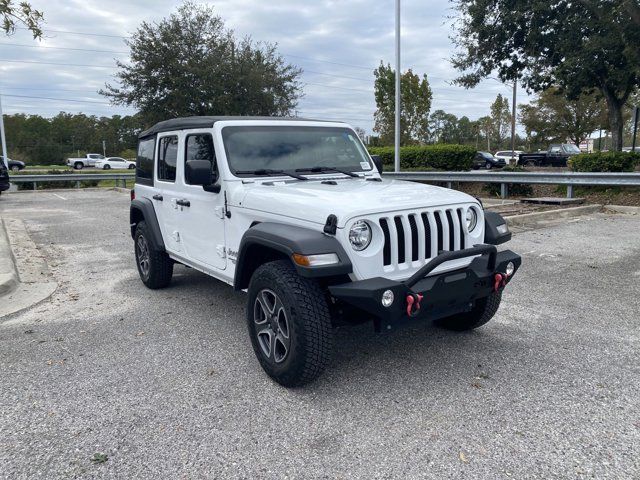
[134,221,173,289]
[74,162,83,170]
[485,161,493,170]
[103,164,111,170]
[436,292,502,331]
[10,165,19,172]
[247,260,333,387]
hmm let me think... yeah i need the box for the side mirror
[371,155,383,173]
[185,159,220,193]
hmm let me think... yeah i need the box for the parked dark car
[1,156,25,172]
[0,161,10,194]
[473,151,506,169]
[518,144,580,167]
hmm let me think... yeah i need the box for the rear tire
[10,165,19,172]
[247,260,333,387]
[134,221,173,289]
[436,292,502,331]
[525,160,537,167]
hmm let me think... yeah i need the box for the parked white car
[95,157,136,170]
[129,116,521,387]
[494,150,525,165]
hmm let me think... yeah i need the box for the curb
[0,218,58,319]
[0,218,19,296]
[603,205,640,215]
[504,204,603,229]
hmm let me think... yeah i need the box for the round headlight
[349,220,372,251]
[465,208,478,232]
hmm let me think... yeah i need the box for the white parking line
[52,193,67,200]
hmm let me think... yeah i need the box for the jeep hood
[236,178,478,228]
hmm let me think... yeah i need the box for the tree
[101,2,302,126]
[455,116,476,145]
[428,110,458,143]
[373,63,432,145]
[489,94,512,148]
[451,0,640,151]
[1,1,43,38]
[519,88,608,147]
[353,127,367,143]
[477,116,493,150]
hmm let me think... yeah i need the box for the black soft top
[138,116,334,138]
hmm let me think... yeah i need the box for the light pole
[510,82,517,162]
[394,0,401,172]
[0,94,8,169]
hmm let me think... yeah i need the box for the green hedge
[15,170,100,190]
[368,145,475,171]
[568,152,640,172]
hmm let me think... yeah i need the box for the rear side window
[158,136,178,182]
[185,134,217,184]
[136,137,155,185]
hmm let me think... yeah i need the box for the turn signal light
[292,253,339,267]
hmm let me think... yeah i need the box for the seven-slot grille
[379,208,469,268]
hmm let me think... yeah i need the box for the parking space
[1,189,639,478]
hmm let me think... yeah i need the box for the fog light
[496,223,509,235]
[505,261,515,277]
[381,290,394,307]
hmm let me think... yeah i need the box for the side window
[158,136,178,182]
[136,137,155,185]
[185,134,217,184]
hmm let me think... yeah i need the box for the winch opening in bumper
[328,245,521,324]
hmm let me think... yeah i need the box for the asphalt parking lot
[1,189,639,479]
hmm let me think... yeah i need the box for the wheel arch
[130,198,165,251]
[233,222,352,291]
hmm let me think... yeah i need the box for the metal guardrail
[383,171,640,198]
[9,173,134,190]
[8,171,640,199]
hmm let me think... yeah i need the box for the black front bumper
[329,245,521,324]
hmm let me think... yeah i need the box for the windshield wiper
[295,166,360,178]
[235,168,308,180]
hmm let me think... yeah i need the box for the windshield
[222,126,372,176]
[563,144,581,154]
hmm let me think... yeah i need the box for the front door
[173,131,226,270]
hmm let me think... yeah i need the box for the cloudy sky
[0,0,530,133]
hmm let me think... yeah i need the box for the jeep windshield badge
[131,116,521,388]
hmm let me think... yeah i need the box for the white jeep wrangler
[130,116,521,387]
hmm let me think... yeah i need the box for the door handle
[152,194,163,201]
[176,199,190,207]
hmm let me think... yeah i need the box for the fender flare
[484,211,512,245]
[234,222,352,290]
[130,198,165,251]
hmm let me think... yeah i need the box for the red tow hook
[493,273,507,292]
[406,293,424,317]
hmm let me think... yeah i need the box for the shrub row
[15,170,100,190]
[568,152,640,172]
[368,144,475,171]
[482,165,533,197]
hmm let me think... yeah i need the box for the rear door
[154,133,182,253]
